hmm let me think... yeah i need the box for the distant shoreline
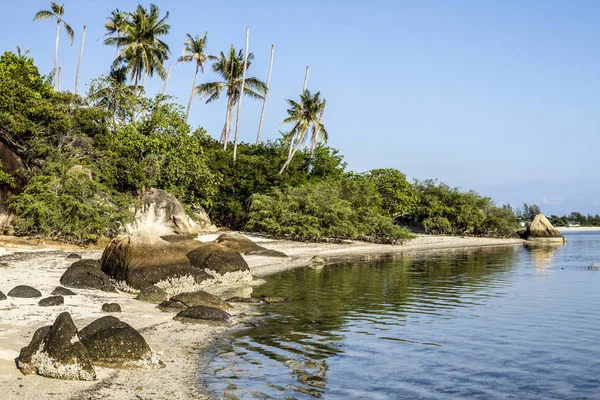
[557,227,600,232]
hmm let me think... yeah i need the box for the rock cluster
[17,312,162,380]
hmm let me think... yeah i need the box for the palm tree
[105,3,170,95]
[102,9,129,58]
[279,90,327,174]
[233,26,250,163]
[256,44,274,144]
[88,66,135,126]
[196,46,266,149]
[310,97,327,153]
[177,32,209,122]
[33,2,75,90]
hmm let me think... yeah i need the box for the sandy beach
[0,233,524,399]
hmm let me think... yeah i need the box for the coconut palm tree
[279,90,327,174]
[105,3,170,95]
[33,2,75,90]
[88,66,135,126]
[101,9,129,58]
[177,32,209,122]
[196,46,266,148]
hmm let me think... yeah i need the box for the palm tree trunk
[222,99,232,149]
[256,44,274,144]
[233,26,250,164]
[54,20,60,90]
[303,66,309,92]
[162,64,172,96]
[185,64,198,122]
[116,32,120,58]
[142,71,147,90]
[75,25,86,96]
[311,98,326,153]
[57,67,61,91]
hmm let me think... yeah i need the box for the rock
[125,188,212,236]
[226,296,264,304]
[60,259,116,292]
[186,243,250,275]
[0,291,6,300]
[173,306,231,323]
[523,214,566,243]
[0,142,23,234]
[8,285,42,298]
[214,233,288,257]
[17,312,96,380]
[214,233,263,253]
[245,248,288,258]
[51,286,76,296]
[135,285,168,304]
[65,253,82,260]
[100,232,211,290]
[79,316,162,369]
[310,256,325,266]
[39,296,64,307]
[102,303,121,313]
[157,300,188,312]
[168,290,231,311]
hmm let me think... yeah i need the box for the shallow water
[203,233,600,399]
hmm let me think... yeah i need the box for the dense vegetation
[0,3,522,244]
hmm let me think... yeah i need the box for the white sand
[557,226,600,232]
[0,233,523,399]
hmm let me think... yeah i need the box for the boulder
[79,316,163,369]
[51,286,76,296]
[8,285,42,298]
[0,143,23,234]
[17,312,96,380]
[39,296,64,307]
[100,232,211,289]
[102,303,121,313]
[215,233,288,257]
[165,290,231,311]
[60,259,116,292]
[173,306,231,323]
[135,285,168,304]
[0,291,6,300]
[125,188,213,237]
[186,243,249,275]
[65,253,82,260]
[157,300,188,312]
[523,214,566,243]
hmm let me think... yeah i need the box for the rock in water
[60,259,116,292]
[126,188,213,236]
[136,285,168,304]
[79,316,163,369]
[524,214,566,243]
[186,243,250,275]
[0,291,6,300]
[65,253,82,260]
[8,285,42,298]
[39,296,64,307]
[17,312,96,380]
[51,286,76,296]
[168,290,231,311]
[101,303,121,313]
[173,306,231,323]
[100,232,210,290]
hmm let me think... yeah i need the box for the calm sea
[202,232,600,399]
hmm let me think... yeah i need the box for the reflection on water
[523,243,564,271]
[202,235,600,399]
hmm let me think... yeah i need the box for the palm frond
[33,9,55,21]
[63,21,75,44]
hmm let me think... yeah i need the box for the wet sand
[0,233,523,399]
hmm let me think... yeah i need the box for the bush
[366,168,417,217]
[247,176,414,243]
[7,161,133,244]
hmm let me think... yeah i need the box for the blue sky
[2,0,600,215]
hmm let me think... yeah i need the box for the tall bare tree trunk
[57,67,61,91]
[233,26,250,164]
[311,98,326,153]
[142,71,147,90]
[116,32,120,58]
[303,66,309,92]
[162,64,172,96]
[54,20,60,90]
[256,44,274,144]
[185,64,198,122]
[222,98,233,148]
[75,25,86,95]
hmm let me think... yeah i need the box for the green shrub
[366,168,417,217]
[7,162,134,244]
[0,160,15,187]
[247,176,414,243]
